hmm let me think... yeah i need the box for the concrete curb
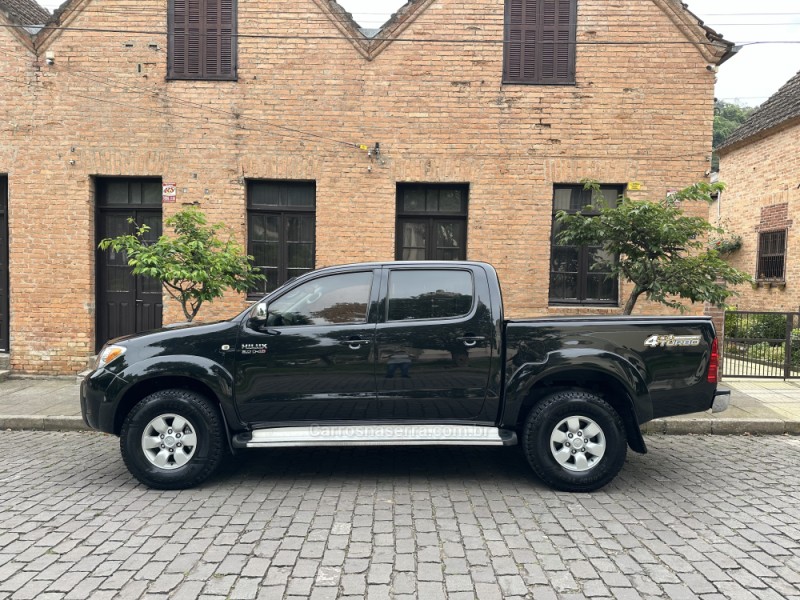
[642,418,800,436]
[0,416,89,432]
[0,415,798,435]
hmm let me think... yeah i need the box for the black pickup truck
[82,261,729,492]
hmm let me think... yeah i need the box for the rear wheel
[522,390,627,492]
[120,389,226,489]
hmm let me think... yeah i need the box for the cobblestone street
[0,432,798,599]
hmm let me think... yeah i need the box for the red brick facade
[0,0,728,373]
[715,118,800,313]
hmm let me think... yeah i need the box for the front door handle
[341,339,371,350]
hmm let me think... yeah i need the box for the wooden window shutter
[169,0,236,80]
[503,0,575,84]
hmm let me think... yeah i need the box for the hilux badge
[241,343,269,355]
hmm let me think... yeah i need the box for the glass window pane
[142,181,162,205]
[426,188,439,212]
[287,215,314,243]
[435,222,463,248]
[288,243,314,269]
[553,188,573,212]
[551,247,579,273]
[439,189,462,212]
[260,267,279,294]
[434,221,465,260]
[400,221,427,259]
[586,275,615,301]
[387,270,473,321]
[589,247,614,273]
[402,248,426,260]
[268,272,373,326]
[104,181,130,204]
[549,273,578,301]
[286,183,315,207]
[403,188,426,212]
[249,215,265,242]
[598,187,619,206]
[250,182,314,207]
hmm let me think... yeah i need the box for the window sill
[166,76,238,82]
[547,303,620,311]
[753,280,786,289]
[501,81,577,87]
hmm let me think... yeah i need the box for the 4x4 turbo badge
[644,334,701,348]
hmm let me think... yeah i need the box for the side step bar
[232,424,517,449]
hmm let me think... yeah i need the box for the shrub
[726,313,787,340]
[746,342,785,363]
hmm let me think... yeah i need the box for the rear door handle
[341,339,371,350]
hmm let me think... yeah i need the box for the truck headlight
[95,345,126,370]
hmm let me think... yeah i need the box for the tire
[522,390,627,493]
[120,389,226,490]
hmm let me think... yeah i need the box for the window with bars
[168,0,236,80]
[247,181,315,298]
[549,185,621,305]
[396,184,468,261]
[757,230,787,281]
[503,0,576,85]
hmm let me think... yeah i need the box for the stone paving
[0,431,798,599]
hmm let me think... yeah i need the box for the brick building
[1,0,733,374]
[715,70,800,312]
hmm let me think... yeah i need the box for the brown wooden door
[0,176,8,352]
[96,179,163,351]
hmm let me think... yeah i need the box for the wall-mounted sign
[627,182,643,191]
[162,183,177,203]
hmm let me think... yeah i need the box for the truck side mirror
[252,301,269,322]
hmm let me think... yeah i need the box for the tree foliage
[99,207,265,321]
[712,100,756,170]
[556,181,751,315]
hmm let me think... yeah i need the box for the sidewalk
[0,374,799,435]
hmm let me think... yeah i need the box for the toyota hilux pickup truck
[81,261,729,492]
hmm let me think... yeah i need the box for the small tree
[99,207,265,321]
[556,181,750,315]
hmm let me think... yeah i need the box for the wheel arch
[514,369,647,454]
[113,376,224,436]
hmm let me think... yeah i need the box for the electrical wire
[0,73,716,165]
[62,70,364,149]
[3,22,798,46]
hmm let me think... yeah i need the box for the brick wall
[0,0,721,373]
[715,120,800,313]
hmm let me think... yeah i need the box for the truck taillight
[708,338,719,383]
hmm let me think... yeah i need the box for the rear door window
[387,270,474,321]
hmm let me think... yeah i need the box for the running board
[233,425,517,448]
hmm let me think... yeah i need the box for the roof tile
[0,0,49,26]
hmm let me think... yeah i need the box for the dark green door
[96,178,163,351]
[0,177,7,352]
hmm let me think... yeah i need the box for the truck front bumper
[80,368,126,433]
[712,388,731,413]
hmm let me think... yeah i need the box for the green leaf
[95,206,266,321]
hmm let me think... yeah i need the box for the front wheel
[120,389,226,489]
[522,390,627,492]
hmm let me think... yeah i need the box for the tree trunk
[622,287,644,315]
